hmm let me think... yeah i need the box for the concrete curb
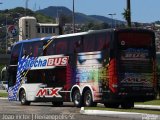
[80,107,160,120]
[134,105,160,110]
[98,103,160,110]
[0,97,7,100]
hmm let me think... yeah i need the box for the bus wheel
[83,90,97,107]
[121,101,134,109]
[52,102,63,107]
[104,103,119,108]
[72,90,82,107]
[20,90,30,105]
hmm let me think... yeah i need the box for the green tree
[84,22,110,31]
[155,21,160,24]
[59,14,72,25]
[36,13,54,23]
[122,0,131,27]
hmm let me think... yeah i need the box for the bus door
[7,43,22,100]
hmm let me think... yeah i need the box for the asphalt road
[0,99,133,120]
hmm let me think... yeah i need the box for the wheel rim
[21,91,26,103]
[85,92,91,106]
[74,92,80,105]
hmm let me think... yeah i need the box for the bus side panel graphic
[8,55,69,101]
[76,51,109,101]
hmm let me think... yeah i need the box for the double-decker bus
[7,28,157,108]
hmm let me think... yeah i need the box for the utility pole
[72,0,75,33]
[5,14,8,54]
[108,13,116,28]
[25,0,29,16]
[127,0,131,27]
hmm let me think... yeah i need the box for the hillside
[36,6,124,24]
[0,7,55,54]
[0,7,55,38]
[89,15,124,24]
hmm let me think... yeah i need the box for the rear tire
[52,102,63,107]
[121,101,134,109]
[83,90,97,107]
[104,103,119,108]
[20,89,30,105]
[72,90,82,107]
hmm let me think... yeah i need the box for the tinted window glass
[46,41,56,55]
[27,69,66,87]
[83,35,96,52]
[118,32,153,73]
[96,33,110,51]
[33,41,43,57]
[10,43,21,65]
[68,36,82,53]
[46,38,68,55]
[22,41,43,57]
[55,39,68,54]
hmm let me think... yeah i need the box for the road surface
[0,99,134,120]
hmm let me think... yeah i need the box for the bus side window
[69,36,82,53]
[96,33,109,51]
[83,35,96,52]
[10,44,21,65]
[46,42,56,55]
[33,41,43,57]
[27,70,45,83]
[22,42,43,57]
[55,39,67,55]
[22,43,32,57]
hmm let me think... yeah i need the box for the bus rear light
[108,59,118,93]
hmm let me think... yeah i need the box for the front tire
[72,90,82,107]
[83,90,97,107]
[20,90,30,105]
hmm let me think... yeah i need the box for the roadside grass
[135,100,160,105]
[85,107,160,115]
[0,92,8,97]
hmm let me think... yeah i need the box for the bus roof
[14,29,111,45]
[14,28,154,46]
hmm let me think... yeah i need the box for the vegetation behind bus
[0,64,5,80]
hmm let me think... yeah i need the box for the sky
[0,0,160,23]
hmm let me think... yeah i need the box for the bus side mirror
[6,65,12,73]
[6,65,8,71]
